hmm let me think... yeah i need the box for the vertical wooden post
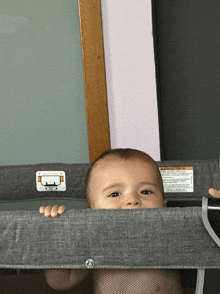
[78,0,111,163]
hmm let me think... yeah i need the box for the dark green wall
[153,0,220,160]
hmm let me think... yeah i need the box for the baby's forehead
[92,155,157,174]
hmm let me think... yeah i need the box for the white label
[159,167,194,193]
[36,171,66,191]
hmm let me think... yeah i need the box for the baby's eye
[109,192,121,198]
[141,190,152,195]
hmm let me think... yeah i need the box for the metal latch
[36,171,66,191]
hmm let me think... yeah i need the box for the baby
[39,148,220,294]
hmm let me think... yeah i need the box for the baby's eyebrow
[103,182,157,192]
[103,183,124,192]
[139,181,157,188]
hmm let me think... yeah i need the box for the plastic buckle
[202,197,220,248]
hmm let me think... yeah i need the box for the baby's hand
[208,188,220,198]
[39,205,68,217]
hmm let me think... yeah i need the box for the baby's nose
[125,193,141,207]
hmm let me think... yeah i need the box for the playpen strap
[202,197,220,247]
[195,269,205,294]
[201,198,220,293]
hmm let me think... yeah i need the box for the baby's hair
[85,148,164,205]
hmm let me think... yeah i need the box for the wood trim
[78,0,111,163]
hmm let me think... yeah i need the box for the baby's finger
[208,188,220,198]
[51,205,60,217]
[39,206,45,214]
[44,205,53,217]
[58,205,68,215]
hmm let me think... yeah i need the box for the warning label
[159,167,194,193]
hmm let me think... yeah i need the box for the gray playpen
[0,159,220,293]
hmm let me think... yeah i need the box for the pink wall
[100,0,161,161]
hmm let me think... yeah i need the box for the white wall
[100,0,161,161]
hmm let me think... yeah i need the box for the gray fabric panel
[157,158,220,200]
[0,163,90,202]
[0,207,220,269]
[0,159,219,202]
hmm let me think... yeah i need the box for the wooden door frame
[78,0,111,163]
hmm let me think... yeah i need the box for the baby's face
[88,156,167,209]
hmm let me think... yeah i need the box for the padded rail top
[0,207,220,269]
[0,158,219,202]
